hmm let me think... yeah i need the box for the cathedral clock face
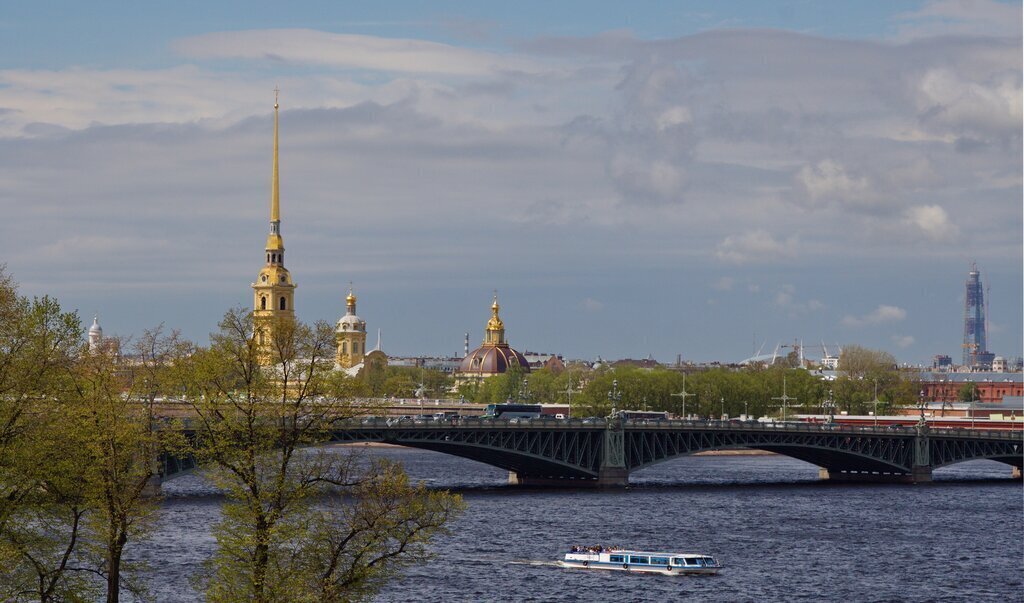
[262,275,268,283]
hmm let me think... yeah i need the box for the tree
[958,382,979,402]
[0,269,168,602]
[176,309,463,603]
[839,345,896,380]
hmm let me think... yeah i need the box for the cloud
[581,298,604,312]
[841,305,908,327]
[794,159,872,208]
[710,276,735,291]
[903,205,959,240]
[894,0,1023,40]
[715,230,798,264]
[773,284,824,316]
[914,68,1022,143]
[891,334,916,349]
[174,29,544,77]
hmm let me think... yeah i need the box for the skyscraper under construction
[962,264,994,368]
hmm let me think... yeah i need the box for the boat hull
[559,560,719,576]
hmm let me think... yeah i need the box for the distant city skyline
[2,1,1021,364]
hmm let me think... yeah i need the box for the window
[672,558,684,566]
[684,557,699,566]
[279,297,286,310]
[609,555,624,563]
[353,342,359,354]
[341,342,348,354]
[650,557,669,565]
[629,556,649,565]
[258,332,265,345]
[260,297,267,310]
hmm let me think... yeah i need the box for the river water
[143,447,1022,602]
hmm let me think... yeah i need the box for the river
[141,447,1022,602]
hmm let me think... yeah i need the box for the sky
[1,0,1021,364]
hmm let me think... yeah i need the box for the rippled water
[142,447,1022,602]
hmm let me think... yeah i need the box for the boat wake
[509,560,563,568]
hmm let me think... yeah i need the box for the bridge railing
[332,416,1019,440]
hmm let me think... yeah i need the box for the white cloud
[174,29,545,77]
[656,106,692,130]
[841,305,908,327]
[915,68,1022,141]
[715,230,798,264]
[710,276,735,291]
[795,159,872,207]
[903,205,959,240]
[891,334,916,349]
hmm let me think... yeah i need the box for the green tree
[958,382,979,402]
[176,309,462,603]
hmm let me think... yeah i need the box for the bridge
[162,417,1023,487]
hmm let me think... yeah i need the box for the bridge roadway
[306,416,1021,487]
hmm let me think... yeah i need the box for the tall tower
[335,287,367,369]
[252,91,296,357]
[962,263,988,366]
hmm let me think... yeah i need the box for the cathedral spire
[252,90,296,362]
[266,87,284,258]
[271,86,280,224]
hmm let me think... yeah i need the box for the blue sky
[1,0,1021,364]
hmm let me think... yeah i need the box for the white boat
[560,547,721,575]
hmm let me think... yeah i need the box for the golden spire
[346,283,356,312]
[485,291,505,345]
[271,86,280,223]
[265,87,284,254]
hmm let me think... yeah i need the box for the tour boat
[561,547,722,575]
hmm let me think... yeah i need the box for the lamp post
[671,374,695,420]
[917,389,927,427]
[824,389,836,424]
[563,384,575,419]
[608,379,621,416]
[720,397,725,421]
[771,377,797,422]
[970,394,977,429]
[743,400,749,419]
[870,380,881,427]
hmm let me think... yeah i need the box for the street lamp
[671,374,695,420]
[917,389,927,427]
[608,379,621,416]
[720,397,725,421]
[824,389,836,424]
[870,380,881,427]
[563,384,575,419]
[772,377,797,423]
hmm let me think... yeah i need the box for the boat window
[673,558,684,565]
[702,557,715,565]
[629,556,649,565]
[685,557,702,566]
[651,557,669,565]
[609,555,624,563]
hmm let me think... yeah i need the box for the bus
[618,410,670,421]
[482,404,543,419]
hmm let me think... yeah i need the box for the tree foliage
[0,268,167,602]
[175,309,463,603]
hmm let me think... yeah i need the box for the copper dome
[459,345,530,375]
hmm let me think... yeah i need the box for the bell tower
[335,286,367,369]
[252,90,296,358]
